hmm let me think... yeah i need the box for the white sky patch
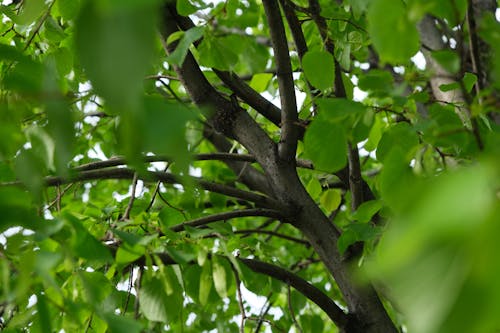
[354,61,370,70]
[240,284,284,319]
[88,143,108,160]
[113,180,145,202]
[393,66,405,74]
[351,75,368,102]
[411,51,427,70]
[0,227,34,246]
[189,166,202,177]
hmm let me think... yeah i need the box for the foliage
[0,0,499,332]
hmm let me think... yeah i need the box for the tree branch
[4,168,284,210]
[308,0,365,212]
[161,4,282,184]
[73,153,314,172]
[263,0,300,162]
[234,229,310,246]
[213,69,282,127]
[169,208,283,232]
[128,249,349,330]
[238,258,349,329]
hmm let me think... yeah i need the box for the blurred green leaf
[100,312,143,333]
[368,0,419,63]
[377,122,419,162]
[431,50,460,74]
[75,0,158,109]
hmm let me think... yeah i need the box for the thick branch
[213,70,282,127]
[263,0,299,162]
[169,208,283,232]
[202,126,273,195]
[166,8,284,128]
[239,258,348,329]
[161,5,282,187]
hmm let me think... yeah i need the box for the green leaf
[56,0,81,20]
[349,0,369,18]
[165,247,195,265]
[139,275,169,322]
[35,293,52,333]
[0,187,40,232]
[316,98,367,121]
[302,50,335,90]
[358,69,394,93]
[462,72,477,93]
[80,271,112,305]
[0,44,43,92]
[17,0,46,25]
[197,34,240,70]
[176,0,199,16]
[338,223,379,254]
[352,200,382,223]
[26,126,55,172]
[304,121,347,172]
[75,0,158,109]
[166,26,204,66]
[320,189,342,212]
[100,312,143,333]
[199,261,212,306]
[212,256,227,298]
[14,149,45,199]
[431,50,460,74]
[306,178,322,200]
[368,0,419,63]
[66,213,113,264]
[438,82,460,92]
[376,122,419,162]
[249,73,273,93]
[115,244,145,266]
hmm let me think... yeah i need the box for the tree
[0,0,499,332]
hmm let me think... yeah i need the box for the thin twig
[229,260,246,333]
[123,266,134,314]
[121,173,139,221]
[287,284,303,333]
[169,208,282,232]
[44,183,73,211]
[23,0,56,51]
[234,229,310,246]
[72,153,313,172]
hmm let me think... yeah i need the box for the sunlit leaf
[212,256,227,298]
[320,189,341,212]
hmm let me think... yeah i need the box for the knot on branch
[212,107,237,137]
[211,94,240,137]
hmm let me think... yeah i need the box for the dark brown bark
[159,3,398,332]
